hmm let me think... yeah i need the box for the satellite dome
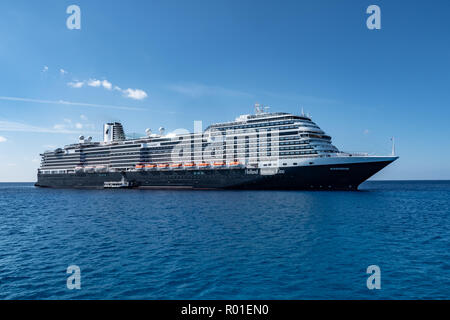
[145,128,152,136]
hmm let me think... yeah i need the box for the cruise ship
[35,104,398,190]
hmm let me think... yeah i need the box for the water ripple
[0,181,449,299]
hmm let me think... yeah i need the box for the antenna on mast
[391,137,395,156]
[254,102,263,114]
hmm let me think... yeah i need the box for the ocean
[0,181,449,299]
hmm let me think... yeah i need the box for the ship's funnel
[104,122,126,143]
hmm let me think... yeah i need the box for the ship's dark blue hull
[35,159,394,190]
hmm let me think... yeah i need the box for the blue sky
[0,0,449,181]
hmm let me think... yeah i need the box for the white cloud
[68,81,84,88]
[0,136,7,143]
[87,79,102,87]
[75,123,83,129]
[102,80,112,90]
[364,129,370,135]
[42,66,48,72]
[80,114,88,121]
[66,77,148,100]
[60,69,68,75]
[123,88,148,100]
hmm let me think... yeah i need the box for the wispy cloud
[53,115,95,132]
[0,136,7,143]
[0,96,144,111]
[60,69,68,75]
[68,78,148,100]
[42,66,48,73]
[167,83,252,98]
[262,91,338,105]
[0,120,96,134]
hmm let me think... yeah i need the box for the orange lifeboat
[170,163,182,169]
[198,163,210,168]
[157,164,169,169]
[145,164,157,169]
[229,161,241,167]
[135,164,144,170]
[213,162,225,167]
[184,163,196,168]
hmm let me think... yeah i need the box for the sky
[0,0,449,181]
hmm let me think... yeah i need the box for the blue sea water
[0,181,449,300]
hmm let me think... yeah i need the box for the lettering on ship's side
[245,169,259,175]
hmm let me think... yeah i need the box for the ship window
[293,163,297,165]
[283,163,287,166]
